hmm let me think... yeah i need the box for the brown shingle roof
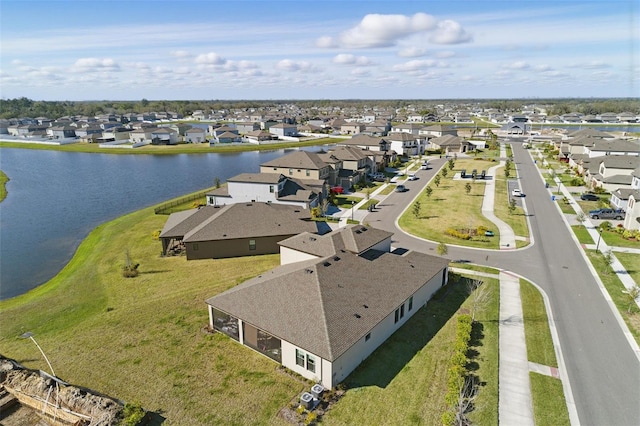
[260,151,328,170]
[206,248,449,361]
[278,224,392,256]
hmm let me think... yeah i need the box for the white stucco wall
[227,181,278,204]
[279,247,320,265]
[281,340,323,383]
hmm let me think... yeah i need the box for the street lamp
[351,200,355,222]
[596,227,603,253]
[20,332,56,377]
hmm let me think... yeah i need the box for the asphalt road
[366,145,640,426]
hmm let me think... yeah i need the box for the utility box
[311,383,324,399]
[300,392,314,410]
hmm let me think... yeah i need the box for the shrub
[120,402,145,426]
[622,230,634,239]
[446,228,472,240]
[122,249,140,278]
[600,221,612,230]
[477,225,488,234]
[305,412,317,425]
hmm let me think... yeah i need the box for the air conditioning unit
[300,392,314,410]
[311,383,324,399]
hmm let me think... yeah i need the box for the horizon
[1,0,639,101]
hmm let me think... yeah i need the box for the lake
[0,146,327,300]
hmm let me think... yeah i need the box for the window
[394,308,399,323]
[289,168,293,175]
[296,349,305,367]
[408,296,413,311]
[365,333,371,341]
[208,196,215,204]
[400,304,405,319]
[306,170,310,176]
[249,240,256,250]
[306,354,315,373]
[269,185,274,193]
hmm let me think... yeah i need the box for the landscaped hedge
[442,314,473,426]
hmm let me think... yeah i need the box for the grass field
[530,373,570,426]
[520,280,557,367]
[0,169,8,203]
[571,225,594,245]
[324,274,499,426]
[493,167,529,240]
[615,252,640,285]
[586,251,640,343]
[0,138,335,155]
[398,159,502,249]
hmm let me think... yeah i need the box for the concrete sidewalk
[337,182,389,227]
[498,271,535,426]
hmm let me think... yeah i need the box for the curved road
[366,143,639,426]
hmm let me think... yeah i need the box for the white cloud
[332,54,372,66]
[315,36,337,48]
[429,20,472,44]
[276,59,314,72]
[351,68,371,77]
[435,51,456,59]
[397,47,426,58]
[510,61,530,70]
[71,57,120,72]
[171,50,193,61]
[534,64,553,72]
[392,59,448,72]
[568,60,610,69]
[320,13,438,49]
[195,52,226,65]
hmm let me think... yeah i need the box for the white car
[408,174,418,181]
[512,188,523,197]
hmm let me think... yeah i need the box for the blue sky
[1,0,638,100]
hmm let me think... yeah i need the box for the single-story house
[429,135,472,154]
[205,225,450,388]
[159,202,320,259]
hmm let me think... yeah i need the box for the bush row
[442,314,473,426]
[445,228,472,240]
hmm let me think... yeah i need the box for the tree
[622,286,640,313]
[214,177,221,188]
[425,185,433,198]
[602,249,614,275]
[465,182,472,194]
[448,158,455,170]
[412,201,421,219]
[467,279,492,322]
[434,175,441,187]
[504,168,511,179]
[576,211,586,228]
[437,242,448,256]
[441,167,448,178]
[122,249,139,278]
[508,198,516,215]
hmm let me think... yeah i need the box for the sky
[1,0,639,101]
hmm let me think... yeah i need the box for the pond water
[0,146,326,299]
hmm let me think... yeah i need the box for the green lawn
[520,280,557,367]
[324,274,499,426]
[586,251,640,343]
[449,263,500,275]
[398,159,500,249]
[0,137,335,155]
[530,373,570,426]
[493,167,529,240]
[571,225,594,245]
[601,230,640,249]
[615,252,640,287]
[0,170,8,203]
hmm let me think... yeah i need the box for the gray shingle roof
[278,224,393,256]
[261,151,328,170]
[228,173,284,184]
[206,248,449,361]
[182,203,316,243]
[601,156,640,170]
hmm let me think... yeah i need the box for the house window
[208,196,215,204]
[306,354,315,373]
[269,185,274,193]
[400,304,405,319]
[394,308,399,323]
[289,168,293,175]
[249,240,256,250]
[296,349,305,367]
[409,296,413,311]
[306,170,310,176]
[365,333,371,342]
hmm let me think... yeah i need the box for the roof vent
[304,269,314,274]
[363,304,368,309]
[361,227,368,231]
[223,234,227,237]
[310,237,317,241]
[354,313,361,319]
[333,256,340,261]
[355,230,362,234]
[323,262,331,267]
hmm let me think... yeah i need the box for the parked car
[580,193,599,201]
[512,188,523,197]
[395,184,407,192]
[588,208,624,220]
[330,186,344,194]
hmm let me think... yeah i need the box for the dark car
[395,184,407,192]
[580,193,599,201]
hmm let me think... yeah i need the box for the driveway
[365,144,640,426]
